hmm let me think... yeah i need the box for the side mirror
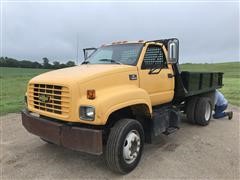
[168,39,179,63]
[83,48,97,60]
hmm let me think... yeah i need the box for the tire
[105,119,144,174]
[195,97,212,126]
[40,138,53,144]
[186,97,199,124]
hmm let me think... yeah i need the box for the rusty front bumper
[21,109,103,155]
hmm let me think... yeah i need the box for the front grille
[28,84,70,117]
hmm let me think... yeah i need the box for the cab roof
[101,38,178,50]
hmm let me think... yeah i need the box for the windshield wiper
[82,61,90,64]
[99,59,122,64]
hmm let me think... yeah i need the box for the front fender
[95,85,152,125]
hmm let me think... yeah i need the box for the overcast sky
[0,1,239,64]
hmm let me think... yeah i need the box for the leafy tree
[0,57,76,69]
[32,61,42,68]
[59,63,67,69]
[66,61,76,67]
[0,57,42,68]
[53,61,60,69]
[19,60,36,68]
[42,57,51,69]
[1,57,19,67]
[0,57,6,66]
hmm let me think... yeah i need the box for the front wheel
[186,97,199,124]
[105,119,144,174]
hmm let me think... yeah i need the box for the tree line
[0,57,76,69]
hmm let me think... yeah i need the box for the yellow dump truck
[22,38,223,174]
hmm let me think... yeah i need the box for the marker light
[87,89,96,100]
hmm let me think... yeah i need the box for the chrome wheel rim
[205,102,211,121]
[123,130,141,164]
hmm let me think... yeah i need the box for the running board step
[163,127,179,135]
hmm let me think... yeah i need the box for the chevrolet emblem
[39,94,50,103]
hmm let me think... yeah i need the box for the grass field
[0,67,50,115]
[0,62,239,115]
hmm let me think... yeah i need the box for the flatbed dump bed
[181,71,223,96]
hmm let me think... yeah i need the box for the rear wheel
[186,97,199,124]
[105,119,144,174]
[195,97,212,126]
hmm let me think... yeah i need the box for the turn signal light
[87,89,96,100]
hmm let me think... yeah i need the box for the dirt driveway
[1,105,239,179]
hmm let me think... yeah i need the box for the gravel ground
[0,105,239,179]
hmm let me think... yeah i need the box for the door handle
[168,73,174,78]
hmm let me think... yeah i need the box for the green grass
[0,67,50,115]
[0,62,239,115]
[180,62,240,106]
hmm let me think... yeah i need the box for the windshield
[85,43,143,65]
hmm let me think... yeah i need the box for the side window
[141,45,167,69]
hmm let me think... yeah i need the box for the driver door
[138,44,174,106]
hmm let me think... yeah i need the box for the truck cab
[22,38,223,174]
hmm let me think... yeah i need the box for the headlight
[79,106,95,121]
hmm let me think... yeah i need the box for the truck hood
[29,64,137,85]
